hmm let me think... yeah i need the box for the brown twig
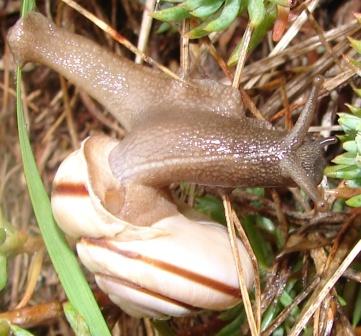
[222,194,259,336]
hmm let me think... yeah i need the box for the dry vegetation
[1,0,361,335]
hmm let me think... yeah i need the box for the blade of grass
[17,1,111,335]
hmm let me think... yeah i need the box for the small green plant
[325,16,361,207]
[153,0,289,65]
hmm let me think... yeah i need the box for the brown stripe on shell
[96,272,197,312]
[83,237,241,299]
[53,183,89,196]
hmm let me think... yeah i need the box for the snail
[7,12,335,212]
[7,11,334,317]
[50,135,254,318]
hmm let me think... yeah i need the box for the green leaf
[343,140,358,153]
[0,229,6,245]
[0,320,10,335]
[336,294,347,306]
[279,290,294,307]
[152,6,191,21]
[332,152,356,166]
[269,0,289,5]
[203,0,242,32]
[152,320,175,336]
[216,313,244,336]
[187,24,209,38]
[16,2,111,335]
[346,178,361,188]
[247,0,266,27]
[156,22,172,34]
[346,194,361,207]
[228,3,276,66]
[245,187,265,197]
[10,325,35,336]
[195,195,226,224]
[324,164,361,180]
[338,133,355,143]
[218,304,243,321]
[190,0,224,18]
[183,0,209,10]
[346,103,361,117]
[153,0,209,21]
[243,215,273,267]
[273,328,285,336]
[338,113,361,132]
[261,303,278,331]
[0,255,7,291]
[349,58,361,71]
[20,0,35,15]
[353,285,361,326]
[349,37,361,54]
[353,86,361,98]
[63,302,91,336]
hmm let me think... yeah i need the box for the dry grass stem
[289,239,361,336]
[16,249,44,309]
[232,210,261,334]
[79,92,125,137]
[2,45,10,116]
[135,0,156,64]
[262,277,320,336]
[222,194,259,336]
[245,0,320,89]
[271,190,288,241]
[0,302,64,328]
[241,20,359,83]
[59,76,78,149]
[232,23,253,90]
[180,19,190,77]
[262,38,351,118]
[143,318,155,336]
[307,9,343,70]
[206,40,233,80]
[239,88,266,120]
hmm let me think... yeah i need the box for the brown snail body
[8,12,334,211]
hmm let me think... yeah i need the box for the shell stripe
[53,183,89,196]
[83,237,241,299]
[96,272,197,312]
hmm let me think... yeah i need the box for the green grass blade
[16,2,111,335]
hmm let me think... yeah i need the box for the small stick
[262,277,320,336]
[289,239,361,336]
[232,23,253,90]
[0,302,63,328]
[222,194,259,336]
[59,76,79,149]
[245,0,320,89]
[135,0,156,64]
[16,249,44,309]
[232,210,261,334]
[180,19,190,78]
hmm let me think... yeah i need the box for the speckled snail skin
[8,11,334,214]
[7,11,337,319]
